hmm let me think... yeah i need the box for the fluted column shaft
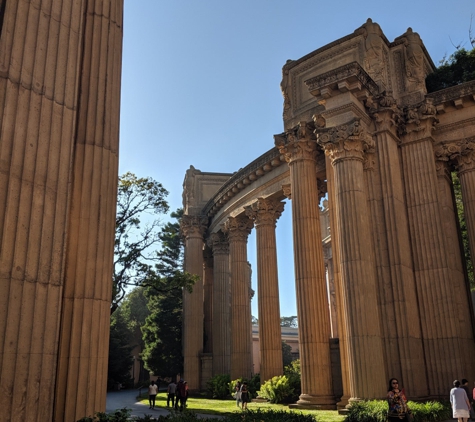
[0,1,123,421]
[246,198,285,383]
[181,215,207,390]
[224,216,253,380]
[203,247,214,354]
[318,118,386,400]
[365,104,427,399]
[400,110,462,397]
[208,232,231,375]
[275,122,335,408]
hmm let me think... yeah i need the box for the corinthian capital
[245,198,285,228]
[274,121,318,163]
[364,92,404,135]
[207,231,229,254]
[435,138,475,174]
[315,117,375,165]
[222,215,253,242]
[181,215,208,239]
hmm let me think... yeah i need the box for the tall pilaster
[245,198,285,383]
[400,99,463,396]
[223,216,254,380]
[317,117,386,400]
[364,94,427,398]
[0,1,124,421]
[275,121,335,409]
[181,215,208,390]
[207,232,231,375]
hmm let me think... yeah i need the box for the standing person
[148,380,159,410]
[387,378,411,421]
[179,380,189,410]
[234,381,242,408]
[240,382,250,410]
[451,380,471,422]
[167,380,177,408]
[175,380,183,410]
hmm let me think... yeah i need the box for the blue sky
[119,0,474,318]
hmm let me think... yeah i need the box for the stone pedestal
[181,215,207,390]
[223,216,254,380]
[275,122,336,409]
[207,232,231,375]
[317,118,386,400]
[246,198,285,383]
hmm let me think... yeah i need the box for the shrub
[206,374,231,399]
[258,375,294,404]
[284,359,301,402]
[225,409,317,422]
[344,400,452,422]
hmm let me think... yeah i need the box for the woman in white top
[450,380,472,422]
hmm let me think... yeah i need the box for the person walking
[179,380,189,410]
[234,381,242,408]
[240,382,250,410]
[451,380,471,422]
[167,380,177,408]
[175,380,183,410]
[148,380,159,410]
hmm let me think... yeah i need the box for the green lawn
[138,392,345,422]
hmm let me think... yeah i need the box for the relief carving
[282,183,292,200]
[360,19,387,85]
[207,231,229,254]
[181,215,208,239]
[280,60,294,121]
[404,98,438,136]
[222,216,253,242]
[245,198,285,228]
[365,91,403,135]
[274,121,318,163]
[401,28,425,92]
[435,139,475,174]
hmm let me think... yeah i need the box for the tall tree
[141,209,197,377]
[280,316,298,328]
[113,172,169,313]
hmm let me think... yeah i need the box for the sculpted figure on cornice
[245,198,285,228]
[315,117,375,164]
[207,231,229,254]
[182,165,201,209]
[401,28,425,91]
[280,59,294,121]
[359,18,387,84]
[222,215,253,242]
[274,121,318,163]
[434,138,475,174]
[181,215,208,239]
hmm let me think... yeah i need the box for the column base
[289,394,337,410]
[337,395,351,410]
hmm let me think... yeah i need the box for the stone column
[203,246,214,354]
[275,121,335,409]
[317,117,386,400]
[181,215,208,390]
[0,1,123,421]
[363,95,427,399]
[245,198,285,383]
[207,231,231,375]
[223,216,254,380]
[400,100,463,397]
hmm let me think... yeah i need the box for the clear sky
[119,0,474,318]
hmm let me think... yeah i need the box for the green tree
[141,209,197,377]
[113,172,169,313]
[120,286,150,352]
[282,341,293,367]
[280,316,298,328]
[107,307,134,389]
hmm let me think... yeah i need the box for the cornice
[427,80,475,105]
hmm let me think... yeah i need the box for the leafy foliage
[282,341,293,367]
[343,400,451,422]
[284,359,301,402]
[228,374,260,399]
[225,409,318,422]
[258,375,294,404]
[207,374,231,399]
[426,46,475,92]
[281,315,298,327]
[113,172,169,312]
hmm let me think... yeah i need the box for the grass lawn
[138,392,345,422]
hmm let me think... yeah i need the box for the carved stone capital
[364,92,404,135]
[203,246,214,267]
[181,215,208,239]
[403,98,438,140]
[245,198,285,228]
[282,183,291,200]
[207,231,229,255]
[435,138,475,174]
[274,121,318,163]
[315,117,375,165]
[222,216,253,242]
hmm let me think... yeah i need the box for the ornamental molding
[434,138,475,174]
[305,62,380,101]
[274,121,319,163]
[181,215,208,239]
[245,198,285,228]
[282,183,291,199]
[364,91,404,135]
[222,216,253,242]
[207,231,229,254]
